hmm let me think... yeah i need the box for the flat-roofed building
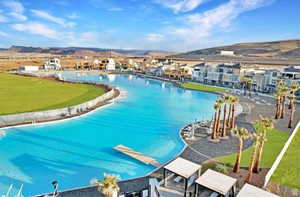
[19,66,39,72]
[236,184,279,197]
[195,169,237,197]
[220,50,235,56]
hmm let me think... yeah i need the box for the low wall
[0,74,118,128]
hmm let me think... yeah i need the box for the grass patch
[181,82,226,93]
[216,128,289,168]
[271,128,300,190]
[0,73,105,115]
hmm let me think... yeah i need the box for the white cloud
[31,9,76,28]
[0,14,8,22]
[107,7,123,12]
[9,12,27,21]
[0,30,8,37]
[2,0,27,21]
[154,0,211,13]
[80,32,98,40]
[67,13,78,19]
[11,22,60,39]
[145,33,164,42]
[162,0,274,49]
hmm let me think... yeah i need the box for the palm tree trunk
[216,108,221,136]
[233,138,243,173]
[277,96,282,119]
[231,104,235,129]
[288,98,292,110]
[211,112,217,139]
[280,96,286,119]
[227,104,232,128]
[222,104,227,137]
[248,84,251,97]
[288,91,294,110]
[245,140,259,183]
[253,140,265,173]
[288,102,294,128]
[275,97,279,119]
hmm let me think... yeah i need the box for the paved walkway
[177,93,300,164]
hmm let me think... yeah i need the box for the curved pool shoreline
[0,73,218,196]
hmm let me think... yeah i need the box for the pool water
[0,73,218,196]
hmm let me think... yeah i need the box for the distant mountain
[6,45,172,57]
[172,40,300,58]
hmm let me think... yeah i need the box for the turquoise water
[0,73,217,196]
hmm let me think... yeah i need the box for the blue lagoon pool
[0,73,218,196]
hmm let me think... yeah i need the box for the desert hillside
[173,40,300,58]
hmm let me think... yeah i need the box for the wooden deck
[114,144,161,167]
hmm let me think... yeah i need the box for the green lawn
[181,82,226,93]
[217,128,289,168]
[0,73,105,115]
[271,128,300,190]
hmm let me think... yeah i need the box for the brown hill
[173,40,300,58]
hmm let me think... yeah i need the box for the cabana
[195,169,237,197]
[236,184,280,197]
[163,157,202,197]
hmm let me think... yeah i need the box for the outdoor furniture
[209,192,219,197]
[163,157,202,197]
[174,176,183,183]
[236,184,279,197]
[195,169,237,197]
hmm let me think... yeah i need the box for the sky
[0,0,299,52]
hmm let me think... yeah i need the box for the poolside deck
[114,145,161,167]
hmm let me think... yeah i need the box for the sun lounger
[174,176,183,183]
[198,191,211,197]
[188,176,196,187]
[209,192,219,197]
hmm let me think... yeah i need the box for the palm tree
[253,116,274,173]
[232,127,251,173]
[221,95,231,138]
[247,79,253,97]
[288,94,296,128]
[230,96,239,129]
[216,98,224,137]
[288,82,299,109]
[226,95,234,128]
[279,87,290,119]
[92,173,120,197]
[211,102,221,140]
[241,77,247,96]
[245,132,260,183]
[274,92,281,119]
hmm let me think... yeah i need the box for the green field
[181,82,226,93]
[0,73,105,115]
[271,128,300,190]
[217,128,289,168]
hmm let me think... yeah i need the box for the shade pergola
[163,157,202,197]
[236,184,280,197]
[195,169,237,197]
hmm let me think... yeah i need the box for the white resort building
[106,58,116,71]
[192,63,241,87]
[44,58,62,70]
[19,66,39,72]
